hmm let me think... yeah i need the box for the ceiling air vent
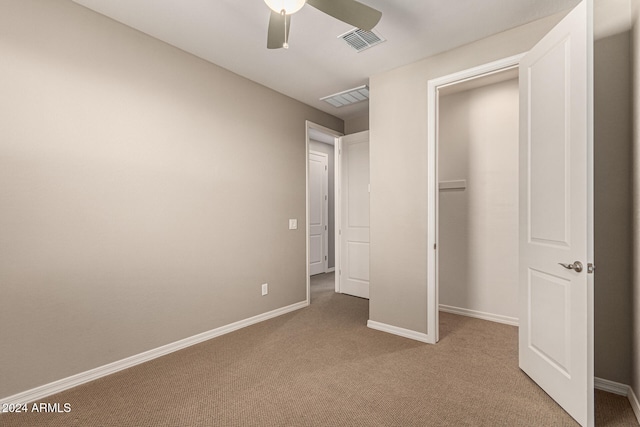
[320,85,369,108]
[339,28,385,52]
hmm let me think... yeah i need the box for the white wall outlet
[261,283,268,296]
[288,219,298,230]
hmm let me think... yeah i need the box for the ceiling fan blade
[267,11,291,49]
[307,0,381,31]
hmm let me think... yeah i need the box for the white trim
[427,75,439,343]
[439,305,519,326]
[305,124,310,304]
[335,136,342,293]
[367,320,433,344]
[0,301,308,406]
[629,387,640,424]
[426,53,525,345]
[594,377,629,396]
[592,378,640,424]
[327,267,335,273]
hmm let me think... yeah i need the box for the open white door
[309,151,329,276]
[519,1,593,426]
[339,131,370,299]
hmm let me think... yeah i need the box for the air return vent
[339,28,385,52]
[320,85,369,108]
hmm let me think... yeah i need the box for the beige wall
[594,31,633,385]
[345,115,370,134]
[368,13,564,334]
[438,78,519,320]
[0,0,342,398]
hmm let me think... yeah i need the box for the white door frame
[426,54,525,344]
[305,121,342,304]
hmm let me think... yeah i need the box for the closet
[438,70,520,326]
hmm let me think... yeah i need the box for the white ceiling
[72,0,589,121]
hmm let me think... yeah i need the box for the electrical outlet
[261,283,268,296]
[288,219,297,230]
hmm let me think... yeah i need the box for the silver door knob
[559,261,583,273]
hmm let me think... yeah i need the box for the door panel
[348,242,370,280]
[528,269,571,375]
[529,38,570,245]
[340,131,370,299]
[519,1,593,426]
[309,151,328,276]
[347,141,370,229]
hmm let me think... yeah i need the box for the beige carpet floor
[1,272,637,426]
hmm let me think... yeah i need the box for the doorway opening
[437,67,520,337]
[306,122,341,304]
[306,122,371,304]
[426,54,524,344]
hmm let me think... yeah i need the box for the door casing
[426,54,525,344]
[305,121,342,304]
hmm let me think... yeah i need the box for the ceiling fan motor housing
[264,0,306,14]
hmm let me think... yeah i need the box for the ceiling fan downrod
[281,9,289,49]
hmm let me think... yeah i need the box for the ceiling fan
[264,0,382,49]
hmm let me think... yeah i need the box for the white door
[519,2,593,426]
[339,131,370,299]
[309,151,329,276]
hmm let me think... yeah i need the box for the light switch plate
[289,219,298,230]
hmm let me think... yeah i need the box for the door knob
[559,261,583,273]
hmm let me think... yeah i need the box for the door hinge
[339,229,341,235]
[325,195,328,200]
[434,243,437,250]
[325,256,327,261]
[325,225,327,230]
[325,165,328,171]
[587,263,595,274]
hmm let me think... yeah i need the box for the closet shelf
[439,180,466,191]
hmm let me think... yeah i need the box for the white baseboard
[367,320,434,344]
[628,386,640,424]
[327,267,335,273]
[594,377,640,425]
[439,304,519,326]
[594,377,629,395]
[0,300,308,406]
